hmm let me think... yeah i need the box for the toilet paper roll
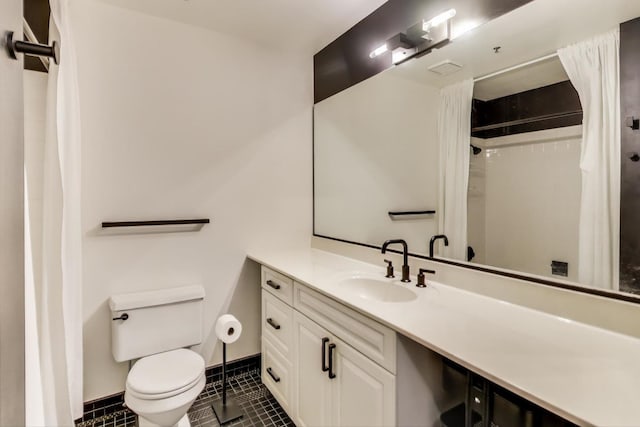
[215,314,242,344]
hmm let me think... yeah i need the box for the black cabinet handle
[321,337,330,372]
[266,367,280,383]
[328,343,336,379]
[266,280,281,290]
[266,318,281,330]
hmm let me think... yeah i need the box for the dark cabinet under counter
[440,360,578,427]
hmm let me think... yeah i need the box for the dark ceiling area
[24,0,51,72]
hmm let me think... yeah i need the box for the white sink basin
[339,276,417,303]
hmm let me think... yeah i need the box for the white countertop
[248,248,640,427]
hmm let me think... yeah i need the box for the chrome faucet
[381,239,410,282]
[429,234,449,258]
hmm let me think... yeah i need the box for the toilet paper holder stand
[211,334,244,424]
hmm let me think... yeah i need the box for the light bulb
[369,43,388,58]
[422,8,456,32]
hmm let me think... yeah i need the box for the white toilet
[109,285,207,427]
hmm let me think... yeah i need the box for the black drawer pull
[266,280,281,290]
[266,318,281,330]
[112,313,129,321]
[267,367,280,383]
[328,343,336,379]
[321,337,330,372]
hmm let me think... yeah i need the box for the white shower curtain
[26,0,83,424]
[558,29,620,290]
[437,79,474,261]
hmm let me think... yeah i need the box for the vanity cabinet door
[330,335,396,427]
[293,311,333,427]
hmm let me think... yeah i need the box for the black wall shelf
[388,210,436,218]
[101,219,210,228]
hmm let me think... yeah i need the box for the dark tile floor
[76,369,294,427]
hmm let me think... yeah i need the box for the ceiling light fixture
[368,8,456,65]
[369,33,415,62]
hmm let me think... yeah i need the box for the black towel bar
[5,31,59,64]
[388,210,436,217]
[101,219,210,228]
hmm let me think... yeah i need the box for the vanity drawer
[262,339,292,414]
[262,290,293,357]
[293,283,396,373]
[261,266,293,305]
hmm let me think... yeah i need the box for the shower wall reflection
[467,126,582,281]
[465,57,582,281]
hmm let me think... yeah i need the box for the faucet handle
[417,268,436,288]
[384,259,395,278]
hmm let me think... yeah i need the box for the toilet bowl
[124,348,206,427]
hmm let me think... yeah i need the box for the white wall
[469,126,581,281]
[314,72,440,254]
[72,0,312,401]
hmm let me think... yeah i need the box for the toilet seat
[126,348,205,400]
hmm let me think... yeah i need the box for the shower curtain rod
[22,18,49,71]
[474,52,559,83]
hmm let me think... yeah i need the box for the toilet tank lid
[109,285,205,312]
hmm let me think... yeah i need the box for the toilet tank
[109,285,205,362]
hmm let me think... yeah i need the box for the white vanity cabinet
[261,265,448,427]
[260,267,295,414]
[293,311,333,426]
[261,266,396,426]
[294,310,395,427]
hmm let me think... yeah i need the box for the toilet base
[138,413,191,427]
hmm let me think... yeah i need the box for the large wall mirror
[314,0,640,297]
